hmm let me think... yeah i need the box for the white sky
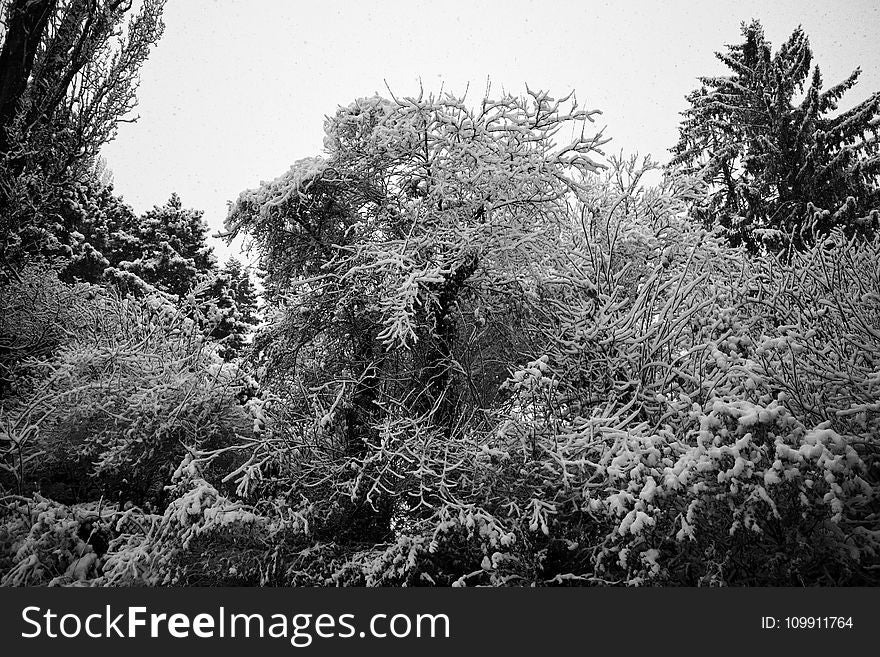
[101,0,880,263]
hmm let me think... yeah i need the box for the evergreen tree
[671,20,880,250]
[121,193,216,297]
[223,257,259,327]
[60,176,141,285]
[58,186,216,300]
[197,257,259,360]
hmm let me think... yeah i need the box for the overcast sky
[101,0,880,263]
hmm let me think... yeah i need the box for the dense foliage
[2,20,878,587]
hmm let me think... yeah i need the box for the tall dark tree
[671,20,880,250]
[0,0,166,279]
[0,0,57,153]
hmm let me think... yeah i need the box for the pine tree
[671,20,880,250]
[197,257,259,360]
[122,193,216,297]
[60,176,141,284]
[58,186,217,299]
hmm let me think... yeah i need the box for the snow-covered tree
[119,193,216,297]
[0,262,96,396]
[0,284,254,507]
[197,257,259,361]
[0,0,166,279]
[59,177,141,284]
[671,20,880,250]
[224,87,608,539]
[1,179,236,402]
[53,184,218,300]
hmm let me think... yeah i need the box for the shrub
[1,285,254,507]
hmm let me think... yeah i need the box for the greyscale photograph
[1,0,878,587]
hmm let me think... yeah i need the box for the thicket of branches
[2,20,879,586]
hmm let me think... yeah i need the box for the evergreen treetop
[672,19,880,250]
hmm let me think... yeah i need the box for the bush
[0,495,111,586]
[0,263,99,396]
[1,284,254,507]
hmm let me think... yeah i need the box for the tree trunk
[421,251,479,430]
[0,0,58,154]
